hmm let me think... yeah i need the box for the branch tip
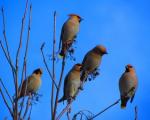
[41,43,45,50]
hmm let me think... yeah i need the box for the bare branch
[27,103,32,120]
[67,110,71,120]
[19,62,29,118]
[15,0,29,119]
[0,40,9,62]
[53,56,66,119]
[1,7,15,71]
[135,106,138,120]
[88,99,120,120]
[0,85,13,117]
[72,110,94,120]
[23,96,31,119]
[51,10,57,118]
[0,40,16,76]
[40,43,58,89]
[56,101,72,120]
[19,5,32,114]
[0,78,13,104]
[16,0,29,63]
[87,87,136,120]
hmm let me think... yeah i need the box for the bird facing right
[58,63,82,103]
[119,64,138,109]
[81,45,108,82]
[18,68,43,99]
[59,14,83,57]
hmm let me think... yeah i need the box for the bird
[58,64,82,103]
[59,14,83,57]
[80,45,108,84]
[119,64,138,109]
[18,68,43,99]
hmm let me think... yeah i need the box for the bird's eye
[129,65,132,68]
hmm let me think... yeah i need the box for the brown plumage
[59,14,83,57]
[81,45,108,82]
[58,64,82,103]
[18,68,43,99]
[119,64,138,108]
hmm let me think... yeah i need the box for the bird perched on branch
[119,64,138,109]
[18,68,43,99]
[59,14,83,57]
[80,45,108,86]
[58,64,82,103]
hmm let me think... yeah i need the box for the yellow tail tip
[58,54,64,59]
[121,105,126,109]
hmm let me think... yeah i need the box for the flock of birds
[18,14,138,109]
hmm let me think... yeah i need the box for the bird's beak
[79,18,84,22]
[104,51,108,54]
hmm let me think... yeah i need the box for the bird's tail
[121,96,129,109]
[59,50,65,58]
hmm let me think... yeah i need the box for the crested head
[33,68,43,75]
[93,45,108,55]
[68,14,83,22]
[73,63,82,71]
[125,64,135,72]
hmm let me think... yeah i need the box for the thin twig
[0,40,16,113]
[19,62,26,117]
[1,7,14,67]
[135,106,138,120]
[19,5,32,117]
[88,87,136,120]
[53,57,66,120]
[40,43,58,89]
[72,110,94,120]
[1,7,16,76]
[0,78,13,104]
[0,40,16,118]
[20,4,32,95]
[0,40,9,64]
[19,62,29,118]
[67,110,71,120]
[0,40,16,74]
[51,11,57,118]
[16,0,28,63]
[56,100,73,120]
[15,0,29,119]
[23,96,31,119]
[88,99,120,120]
[27,103,32,120]
[0,86,13,117]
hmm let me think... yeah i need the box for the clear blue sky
[0,0,150,120]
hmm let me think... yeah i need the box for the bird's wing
[25,75,35,92]
[82,51,91,65]
[58,22,65,52]
[63,73,70,97]
[119,73,127,95]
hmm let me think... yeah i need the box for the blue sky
[0,0,150,119]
